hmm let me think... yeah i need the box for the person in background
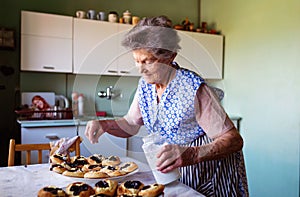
[85,16,248,196]
[32,95,51,110]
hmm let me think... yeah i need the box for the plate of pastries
[38,179,165,197]
[50,154,139,179]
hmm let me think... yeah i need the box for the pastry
[117,180,144,196]
[82,164,103,172]
[50,164,67,174]
[38,185,67,197]
[138,183,165,197]
[84,170,109,179]
[119,161,138,173]
[50,153,69,164]
[62,168,85,178]
[94,179,118,196]
[60,161,75,170]
[100,165,126,177]
[88,154,106,165]
[71,155,89,168]
[102,156,121,166]
[66,182,95,197]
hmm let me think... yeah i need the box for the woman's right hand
[84,120,106,144]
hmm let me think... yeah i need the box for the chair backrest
[8,138,81,166]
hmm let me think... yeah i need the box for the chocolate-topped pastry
[82,164,103,172]
[102,156,121,166]
[38,185,67,197]
[119,161,138,173]
[71,155,89,168]
[88,154,106,165]
[100,165,126,177]
[50,163,66,174]
[138,183,165,197]
[93,179,118,196]
[62,167,85,178]
[50,153,69,164]
[117,180,144,196]
[66,182,95,197]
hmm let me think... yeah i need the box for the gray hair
[121,16,181,59]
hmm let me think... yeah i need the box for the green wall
[203,0,300,196]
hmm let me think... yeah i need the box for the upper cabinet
[20,11,223,79]
[21,11,73,73]
[73,18,139,76]
[176,31,224,79]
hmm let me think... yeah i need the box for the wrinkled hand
[84,120,105,144]
[156,144,195,173]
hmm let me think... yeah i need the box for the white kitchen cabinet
[21,11,73,73]
[73,19,139,76]
[21,126,78,164]
[116,24,141,76]
[73,18,223,78]
[175,31,224,79]
[20,10,223,78]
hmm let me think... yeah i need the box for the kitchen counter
[17,116,117,127]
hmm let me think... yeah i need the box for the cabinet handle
[107,70,118,73]
[43,66,55,70]
[45,135,59,140]
[120,71,130,74]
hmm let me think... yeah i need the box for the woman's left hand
[156,144,194,173]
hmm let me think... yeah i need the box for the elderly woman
[85,16,248,196]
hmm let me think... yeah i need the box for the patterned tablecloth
[0,157,205,197]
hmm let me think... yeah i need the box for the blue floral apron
[137,67,249,197]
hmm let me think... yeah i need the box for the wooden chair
[8,137,81,166]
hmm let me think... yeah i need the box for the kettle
[55,95,70,109]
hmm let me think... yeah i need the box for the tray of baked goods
[38,179,165,197]
[50,154,139,179]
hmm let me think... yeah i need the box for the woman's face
[133,49,175,85]
[33,99,44,110]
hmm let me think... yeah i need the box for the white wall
[202,0,300,196]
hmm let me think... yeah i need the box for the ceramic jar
[108,11,118,23]
[123,10,132,24]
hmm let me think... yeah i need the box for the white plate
[61,168,139,181]
[103,168,139,181]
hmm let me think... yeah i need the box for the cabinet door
[175,31,224,79]
[21,11,72,38]
[21,11,73,73]
[21,35,72,72]
[73,19,119,74]
[21,126,76,164]
[115,24,140,76]
[73,20,141,76]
